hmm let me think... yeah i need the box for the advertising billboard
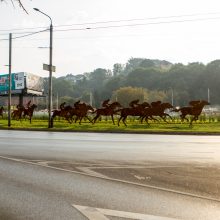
[0,72,43,95]
[0,73,24,95]
[25,73,43,92]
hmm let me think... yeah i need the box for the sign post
[43,63,56,128]
[43,63,56,72]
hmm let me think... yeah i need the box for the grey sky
[1,0,220,77]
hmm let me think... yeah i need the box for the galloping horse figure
[74,102,94,125]
[23,104,37,123]
[12,105,24,121]
[52,104,73,123]
[0,106,4,118]
[141,102,173,124]
[92,101,121,125]
[129,99,140,108]
[173,100,209,126]
[117,101,150,126]
[102,99,110,108]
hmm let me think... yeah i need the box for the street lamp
[33,8,53,128]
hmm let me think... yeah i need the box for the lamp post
[8,33,12,127]
[34,8,53,128]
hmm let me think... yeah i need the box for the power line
[0,11,220,33]
[0,29,47,36]
[12,29,48,39]
[54,16,220,32]
[1,15,220,41]
[53,12,220,28]
[0,29,48,41]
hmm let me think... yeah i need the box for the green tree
[113,63,124,76]
[147,90,168,103]
[125,67,161,90]
[111,87,148,107]
[59,96,76,105]
[123,58,144,75]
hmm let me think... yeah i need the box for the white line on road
[0,155,219,203]
[73,204,178,220]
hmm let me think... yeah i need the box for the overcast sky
[1,0,220,77]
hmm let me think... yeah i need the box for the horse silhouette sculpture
[102,99,110,108]
[173,100,209,126]
[51,102,73,123]
[71,101,94,125]
[117,100,151,126]
[23,104,37,123]
[0,106,4,118]
[51,101,94,125]
[141,102,173,124]
[12,105,25,121]
[92,101,121,125]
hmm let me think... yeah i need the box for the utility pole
[8,33,12,127]
[208,88,210,103]
[34,8,53,128]
[90,92,93,106]
[48,22,53,127]
[56,92,58,109]
[171,88,174,106]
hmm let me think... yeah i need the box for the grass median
[0,117,220,134]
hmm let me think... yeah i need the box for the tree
[123,58,144,75]
[111,87,148,107]
[59,96,76,105]
[113,63,124,76]
[125,67,161,90]
[147,90,168,103]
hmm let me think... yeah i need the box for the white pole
[90,92,93,106]
[208,88,210,103]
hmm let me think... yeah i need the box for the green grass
[1,116,220,134]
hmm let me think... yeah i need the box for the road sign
[73,204,178,220]
[43,63,56,72]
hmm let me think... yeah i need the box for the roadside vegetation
[1,115,220,134]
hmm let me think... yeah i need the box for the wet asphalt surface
[0,130,220,219]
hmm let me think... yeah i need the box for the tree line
[41,58,220,109]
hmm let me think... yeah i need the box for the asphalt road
[0,130,220,220]
[0,130,220,163]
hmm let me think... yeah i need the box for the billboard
[25,73,43,92]
[0,73,25,94]
[0,72,43,95]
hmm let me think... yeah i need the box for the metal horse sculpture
[0,106,4,118]
[117,100,151,126]
[12,105,25,121]
[23,104,37,123]
[173,100,209,126]
[73,102,94,125]
[92,101,121,125]
[140,102,173,124]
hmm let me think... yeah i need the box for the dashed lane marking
[73,204,178,220]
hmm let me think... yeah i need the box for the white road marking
[0,155,219,203]
[76,167,109,178]
[73,204,178,220]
